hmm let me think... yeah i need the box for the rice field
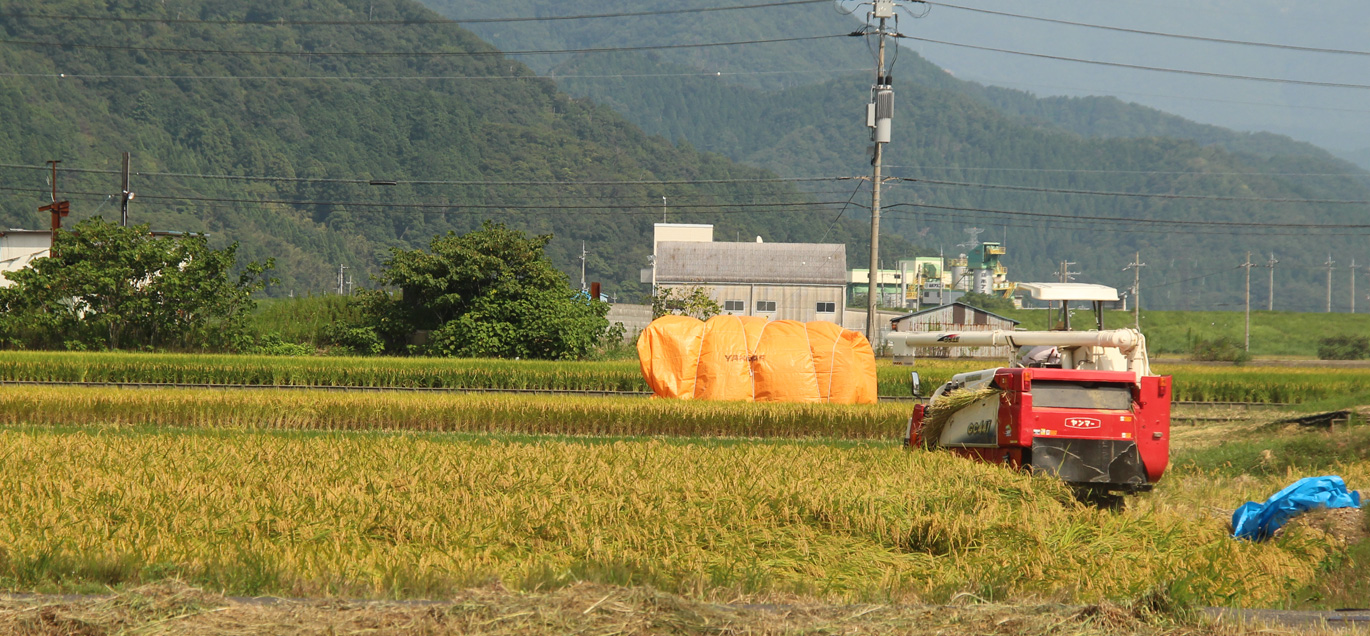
[1,422,1356,607]
[0,386,909,440]
[3,351,1369,404]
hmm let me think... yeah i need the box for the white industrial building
[643,223,847,324]
[0,230,52,287]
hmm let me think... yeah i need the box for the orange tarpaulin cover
[636,315,877,404]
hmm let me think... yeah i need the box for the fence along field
[0,425,1355,606]
[1,351,1366,403]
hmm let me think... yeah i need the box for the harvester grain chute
[891,283,1171,504]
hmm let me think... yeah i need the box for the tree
[0,218,272,350]
[648,285,722,320]
[366,221,609,359]
[958,291,1016,315]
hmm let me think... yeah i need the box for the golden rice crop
[0,351,647,391]
[1,351,1365,403]
[0,426,1345,606]
[0,386,910,439]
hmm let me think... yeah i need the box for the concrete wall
[605,303,653,339]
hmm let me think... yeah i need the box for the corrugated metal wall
[893,305,1017,359]
[662,283,846,325]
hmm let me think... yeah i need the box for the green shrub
[1317,335,1370,360]
[247,334,315,357]
[1191,336,1251,364]
[323,324,384,356]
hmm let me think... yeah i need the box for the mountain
[0,0,915,298]
[422,0,1370,313]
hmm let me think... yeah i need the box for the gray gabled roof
[889,301,1020,325]
[655,241,846,285]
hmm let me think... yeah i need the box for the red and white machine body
[894,326,1172,496]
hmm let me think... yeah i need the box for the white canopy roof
[1017,282,1119,302]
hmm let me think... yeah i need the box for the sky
[895,0,1370,164]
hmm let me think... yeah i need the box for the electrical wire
[895,176,1370,205]
[898,34,1370,90]
[884,165,1370,178]
[927,2,1370,57]
[0,33,850,58]
[0,1,830,26]
[0,68,869,82]
[0,163,847,185]
[887,201,1370,229]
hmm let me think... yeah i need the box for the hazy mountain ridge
[423,0,1370,312]
[0,0,915,297]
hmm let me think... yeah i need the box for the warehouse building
[889,301,1020,359]
[644,224,847,324]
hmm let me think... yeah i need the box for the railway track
[0,380,1291,407]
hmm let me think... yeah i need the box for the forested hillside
[0,0,913,297]
[425,0,1370,312]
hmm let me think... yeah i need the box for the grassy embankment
[5,350,1370,404]
[0,386,1367,609]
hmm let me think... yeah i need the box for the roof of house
[889,301,1021,325]
[655,241,846,285]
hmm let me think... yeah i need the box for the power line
[899,34,1370,90]
[884,201,1370,231]
[0,1,829,26]
[954,74,1370,117]
[0,163,845,186]
[896,176,1370,205]
[927,1,1370,57]
[0,33,849,58]
[0,68,868,82]
[882,165,1364,178]
[882,209,1370,237]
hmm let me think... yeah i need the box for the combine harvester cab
[894,283,1172,502]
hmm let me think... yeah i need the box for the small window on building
[723,300,745,312]
[816,302,836,313]
[756,300,777,313]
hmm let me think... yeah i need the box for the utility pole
[863,0,898,345]
[1056,260,1077,283]
[37,160,69,252]
[1266,252,1278,311]
[579,241,588,292]
[1325,254,1335,313]
[661,196,667,224]
[119,152,133,226]
[338,264,348,296]
[1352,258,1359,314]
[1241,252,1254,351]
[1123,251,1145,331]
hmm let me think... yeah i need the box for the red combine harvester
[890,283,1172,504]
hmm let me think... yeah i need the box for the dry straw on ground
[0,581,1342,636]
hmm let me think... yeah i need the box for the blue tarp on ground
[1232,476,1361,541]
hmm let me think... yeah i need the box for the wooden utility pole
[1241,252,1254,351]
[1266,253,1278,311]
[37,160,69,251]
[1124,251,1145,331]
[864,0,896,345]
[120,152,132,226]
[1325,254,1335,313]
